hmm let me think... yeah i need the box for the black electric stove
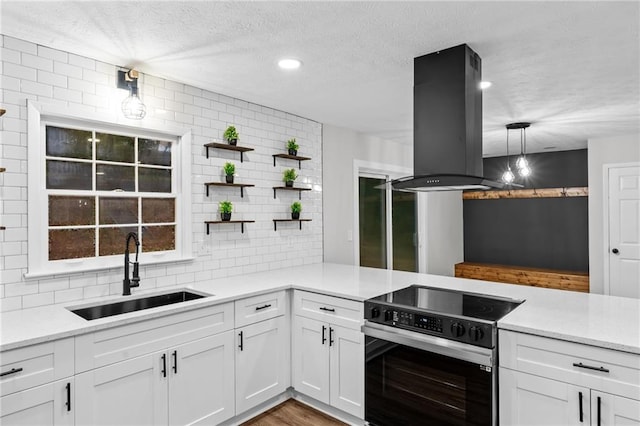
[364,285,523,349]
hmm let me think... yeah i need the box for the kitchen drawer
[235,290,287,328]
[0,338,74,397]
[75,302,233,373]
[499,330,640,400]
[293,290,363,330]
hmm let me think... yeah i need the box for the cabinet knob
[612,248,619,254]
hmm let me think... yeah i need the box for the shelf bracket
[206,185,209,197]
[206,223,210,235]
[241,222,245,233]
[205,146,210,159]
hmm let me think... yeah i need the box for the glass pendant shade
[516,155,528,170]
[502,167,515,183]
[122,87,146,120]
[519,164,532,177]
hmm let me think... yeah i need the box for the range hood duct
[389,44,504,192]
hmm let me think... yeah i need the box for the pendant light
[506,122,532,178]
[501,125,515,184]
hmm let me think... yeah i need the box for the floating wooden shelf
[273,218,312,231]
[272,186,312,200]
[272,153,311,169]
[204,182,255,197]
[205,220,255,234]
[463,187,588,200]
[0,226,5,231]
[0,168,6,173]
[204,142,254,162]
[0,108,6,117]
[455,262,589,293]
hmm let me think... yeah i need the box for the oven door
[363,321,496,426]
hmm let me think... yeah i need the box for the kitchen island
[1,263,639,425]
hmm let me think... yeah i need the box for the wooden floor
[241,399,347,426]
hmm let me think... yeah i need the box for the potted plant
[291,201,302,220]
[283,168,297,187]
[223,125,239,145]
[219,200,233,221]
[287,138,299,156]
[223,162,235,184]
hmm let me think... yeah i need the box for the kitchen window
[27,102,192,278]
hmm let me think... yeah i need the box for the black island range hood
[388,44,504,192]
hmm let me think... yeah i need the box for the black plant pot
[288,149,297,156]
[221,212,231,221]
[291,212,300,220]
[226,175,234,184]
[285,180,294,188]
[227,138,237,146]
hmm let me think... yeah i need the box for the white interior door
[607,165,640,298]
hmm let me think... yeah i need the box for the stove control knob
[370,307,381,319]
[384,310,394,322]
[469,326,484,342]
[451,322,465,337]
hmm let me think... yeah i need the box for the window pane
[142,198,175,223]
[99,197,138,225]
[46,126,92,159]
[49,196,95,226]
[359,177,387,269]
[96,132,135,163]
[96,164,135,191]
[99,226,137,256]
[47,160,92,190]
[139,139,172,166]
[49,229,95,260]
[392,191,418,272]
[139,168,171,193]
[143,225,175,252]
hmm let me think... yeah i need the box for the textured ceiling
[2,1,639,156]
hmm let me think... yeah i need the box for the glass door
[358,175,417,272]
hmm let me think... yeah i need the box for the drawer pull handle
[255,304,272,311]
[572,362,610,373]
[319,307,335,312]
[0,367,23,377]
[66,382,71,412]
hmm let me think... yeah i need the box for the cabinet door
[499,368,589,425]
[292,316,330,404]
[329,324,364,418]
[236,316,290,413]
[0,378,74,426]
[75,352,167,426]
[592,391,640,425]
[169,331,236,426]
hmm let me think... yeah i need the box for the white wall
[322,124,463,275]
[587,133,640,294]
[0,35,323,311]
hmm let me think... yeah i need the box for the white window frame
[26,101,192,278]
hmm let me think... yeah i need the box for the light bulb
[502,168,515,183]
[122,88,146,119]
[516,156,528,170]
[519,165,532,177]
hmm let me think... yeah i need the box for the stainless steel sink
[70,290,209,320]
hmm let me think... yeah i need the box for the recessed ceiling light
[479,81,492,90]
[278,58,302,70]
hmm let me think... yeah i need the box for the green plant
[287,138,299,151]
[223,162,235,176]
[223,125,238,141]
[291,201,302,213]
[283,168,297,182]
[219,200,233,214]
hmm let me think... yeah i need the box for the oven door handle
[362,321,494,367]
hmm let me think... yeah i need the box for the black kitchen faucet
[122,232,140,296]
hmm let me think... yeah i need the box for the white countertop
[2,263,639,354]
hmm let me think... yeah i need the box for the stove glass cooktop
[369,285,523,322]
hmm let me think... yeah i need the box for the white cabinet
[0,379,74,426]
[292,290,364,419]
[0,338,75,426]
[234,291,290,413]
[75,303,236,426]
[499,330,640,426]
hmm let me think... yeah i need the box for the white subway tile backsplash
[0,36,323,311]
